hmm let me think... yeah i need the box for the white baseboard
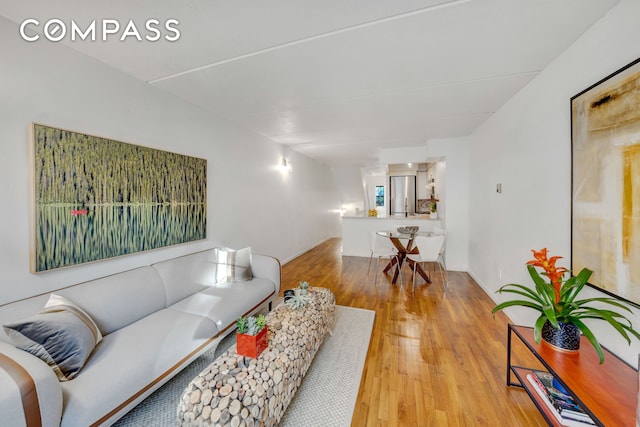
[467,269,498,304]
[280,237,334,265]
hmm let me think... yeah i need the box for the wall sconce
[279,157,292,175]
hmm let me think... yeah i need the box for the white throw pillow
[214,247,253,284]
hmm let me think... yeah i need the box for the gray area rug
[114,305,375,426]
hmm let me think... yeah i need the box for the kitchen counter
[341,216,441,257]
[342,214,437,220]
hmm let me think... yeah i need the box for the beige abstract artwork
[572,58,640,305]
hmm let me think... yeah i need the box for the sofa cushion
[168,278,276,331]
[153,247,255,307]
[213,247,253,284]
[56,266,166,335]
[0,267,166,343]
[152,250,216,306]
[3,294,102,381]
[59,308,218,427]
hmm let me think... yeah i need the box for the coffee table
[177,287,335,427]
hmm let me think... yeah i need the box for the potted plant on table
[236,313,268,358]
[284,281,312,310]
[429,202,438,219]
[492,248,640,363]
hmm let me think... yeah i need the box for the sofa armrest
[251,254,281,295]
[0,341,62,427]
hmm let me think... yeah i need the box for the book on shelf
[526,371,596,427]
[531,371,594,423]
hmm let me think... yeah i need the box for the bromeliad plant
[492,248,640,363]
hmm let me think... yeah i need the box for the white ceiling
[1,0,619,167]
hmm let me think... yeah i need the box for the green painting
[31,123,207,272]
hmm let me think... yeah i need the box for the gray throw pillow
[214,246,253,284]
[3,294,103,381]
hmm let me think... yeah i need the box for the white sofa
[0,248,281,427]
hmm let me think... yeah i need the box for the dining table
[376,230,432,285]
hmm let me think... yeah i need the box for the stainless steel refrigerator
[389,175,416,216]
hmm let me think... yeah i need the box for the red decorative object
[70,209,88,216]
[236,326,268,358]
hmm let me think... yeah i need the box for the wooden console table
[507,324,638,426]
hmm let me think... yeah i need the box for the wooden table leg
[382,256,397,274]
[391,255,405,284]
[406,258,431,283]
[381,256,404,284]
[380,236,431,285]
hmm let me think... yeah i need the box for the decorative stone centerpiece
[397,226,419,234]
[177,287,336,427]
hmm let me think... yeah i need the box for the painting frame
[30,123,207,273]
[571,57,640,307]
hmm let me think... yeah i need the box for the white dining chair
[368,232,402,286]
[432,226,449,288]
[405,235,445,294]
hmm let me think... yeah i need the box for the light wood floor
[280,238,548,427]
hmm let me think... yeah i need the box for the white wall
[431,161,446,219]
[467,0,640,365]
[427,138,469,271]
[330,166,365,216]
[0,16,341,305]
[379,146,427,165]
[364,174,386,216]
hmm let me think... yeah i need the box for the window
[375,185,384,207]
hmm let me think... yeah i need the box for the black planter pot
[541,320,580,352]
[283,290,295,302]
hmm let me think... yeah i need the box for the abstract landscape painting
[571,58,640,306]
[31,124,207,272]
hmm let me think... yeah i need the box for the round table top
[376,230,431,239]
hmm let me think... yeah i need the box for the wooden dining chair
[405,235,445,294]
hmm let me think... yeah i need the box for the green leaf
[573,297,633,313]
[574,268,593,285]
[559,276,578,301]
[236,316,248,334]
[492,299,543,314]
[565,268,592,301]
[495,284,546,305]
[533,315,547,343]
[527,265,555,303]
[569,317,605,364]
[574,308,639,344]
[542,305,558,327]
